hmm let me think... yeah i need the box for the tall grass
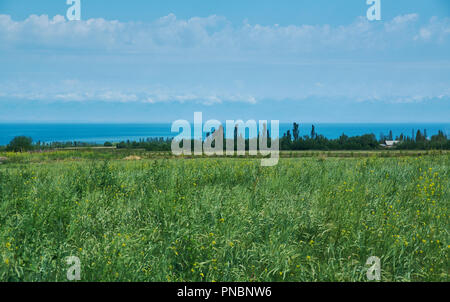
[0,154,448,281]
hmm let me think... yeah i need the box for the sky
[0,0,449,123]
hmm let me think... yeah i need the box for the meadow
[0,150,448,281]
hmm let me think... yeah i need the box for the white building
[380,140,400,148]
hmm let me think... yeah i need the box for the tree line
[278,123,449,150]
[1,124,448,152]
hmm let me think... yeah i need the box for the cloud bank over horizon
[0,11,449,122]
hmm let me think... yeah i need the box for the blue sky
[0,0,449,123]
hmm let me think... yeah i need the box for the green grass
[0,152,448,281]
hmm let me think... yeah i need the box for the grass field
[0,151,448,281]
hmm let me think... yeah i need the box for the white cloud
[0,76,447,106]
[0,79,258,105]
[414,16,450,42]
[0,13,449,54]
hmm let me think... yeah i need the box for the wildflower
[306,256,311,260]
[5,242,11,249]
[212,240,216,245]
[4,258,9,265]
[200,273,204,277]
[219,218,225,223]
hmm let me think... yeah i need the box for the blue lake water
[0,123,449,146]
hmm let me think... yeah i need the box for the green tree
[310,125,316,139]
[388,130,393,140]
[416,130,424,142]
[293,122,300,141]
[7,136,33,152]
